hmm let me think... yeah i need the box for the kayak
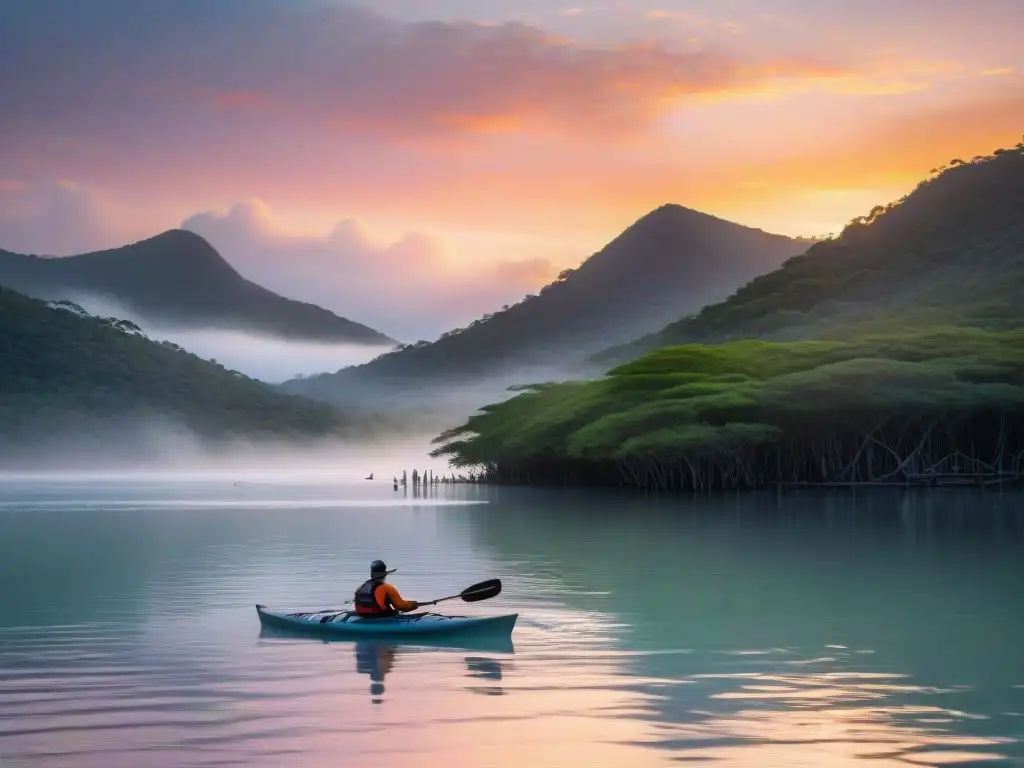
[255,604,518,639]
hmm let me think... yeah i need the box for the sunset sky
[1,0,1021,338]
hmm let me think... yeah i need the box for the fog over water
[0,429,458,481]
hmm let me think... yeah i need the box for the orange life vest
[353,578,396,616]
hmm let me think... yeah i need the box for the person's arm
[380,583,419,612]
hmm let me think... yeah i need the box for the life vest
[353,578,397,616]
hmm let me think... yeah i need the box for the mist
[288,355,605,418]
[56,291,392,382]
[149,328,392,383]
[0,410,462,482]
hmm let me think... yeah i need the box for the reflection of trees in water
[459,487,1024,764]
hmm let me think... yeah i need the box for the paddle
[420,578,502,607]
[301,578,502,616]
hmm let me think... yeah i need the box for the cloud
[0,0,1019,244]
[0,181,125,255]
[182,199,559,341]
[0,181,562,343]
[0,0,958,148]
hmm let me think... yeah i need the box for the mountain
[0,229,396,345]
[0,284,349,450]
[281,205,807,409]
[597,142,1024,364]
[429,143,1024,491]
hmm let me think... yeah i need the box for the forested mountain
[0,229,395,345]
[282,205,806,408]
[597,142,1024,365]
[0,286,347,446]
[431,143,1024,492]
[432,328,1024,490]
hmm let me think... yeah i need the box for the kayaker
[353,560,420,617]
[356,642,396,703]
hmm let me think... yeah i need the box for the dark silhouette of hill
[0,229,395,344]
[281,206,806,408]
[596,141,1024,365]
[0,285,351,447]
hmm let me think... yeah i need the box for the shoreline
[440,470,1024,494]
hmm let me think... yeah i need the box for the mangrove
[430,328,1024,491]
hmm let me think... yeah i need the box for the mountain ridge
[427,143,1024,490]
[0,229,397,345]
[594,141,1024,364]
[281,203,807,409]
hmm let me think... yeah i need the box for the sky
[1,0,1021,339]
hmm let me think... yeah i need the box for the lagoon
[2,480,1023,767]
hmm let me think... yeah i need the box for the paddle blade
[461,579,502,602]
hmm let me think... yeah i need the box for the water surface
[2,480,1023,767]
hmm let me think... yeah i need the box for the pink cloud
[0,182,559,340]
[2,1,1018,247]
[0,181,126,256]
[0,2,903,149]
[182,200,559,340]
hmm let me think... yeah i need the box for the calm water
[1,479,1023,767]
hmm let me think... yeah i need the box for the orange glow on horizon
[2,1,1022,284]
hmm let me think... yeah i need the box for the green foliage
[598,144,1024,363]
[432,328,1024,484]
[618,422,782,460]
[566,400,698,459]
[0,286,349,440]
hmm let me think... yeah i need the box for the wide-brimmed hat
[370,559,397,575]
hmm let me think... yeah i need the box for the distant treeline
[0,287,350,443]
[431,329,1024,491]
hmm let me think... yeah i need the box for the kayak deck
[255,604,517,638]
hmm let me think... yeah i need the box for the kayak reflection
[257,622,515,654]
[354,643,508,704]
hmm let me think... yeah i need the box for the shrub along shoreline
[430,328,1024,491]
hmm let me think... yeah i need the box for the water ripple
[2,484,1022,767]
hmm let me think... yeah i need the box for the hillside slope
[597,142,1024,364]
[0,229,396,345]
[283,205,806,407]
[0,286,347,446]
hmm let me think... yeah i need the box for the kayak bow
[255,604,518,638]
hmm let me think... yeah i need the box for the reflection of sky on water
[610,654,1018,766]
[1,482,1022,766]
[460,487,1024,765]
